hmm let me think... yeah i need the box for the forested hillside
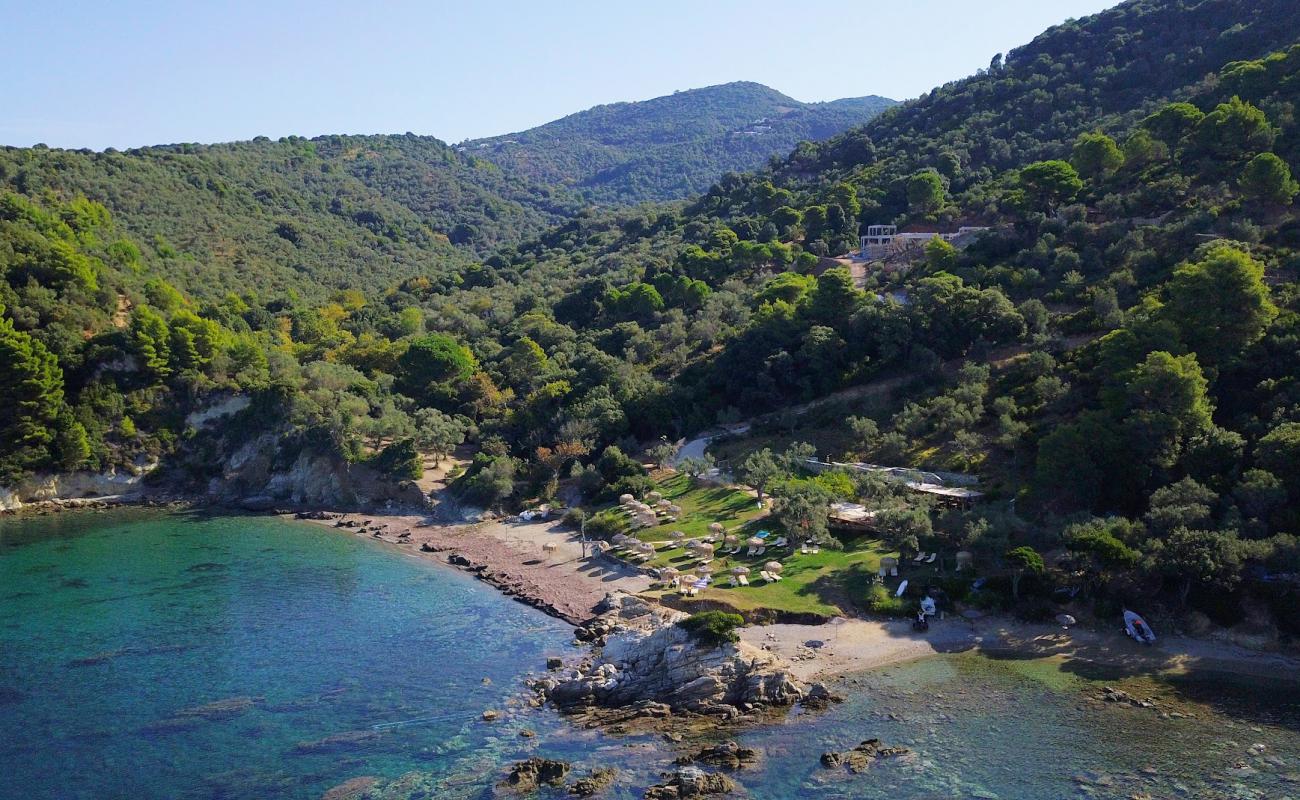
[3,0,1299,626]
[0,134,576,301]
[462,82,897,204]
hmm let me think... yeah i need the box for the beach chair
[913,552,927,563]
[754,546,766,557]
[770,572,783,581]
[727,576,738,587]
[737,574,749,586]
[772,537,788,548]
[924,553,938,564]
[759,570,775,582]
[890,564,899,576]
[800,543,810,554]
[808,544,820,554]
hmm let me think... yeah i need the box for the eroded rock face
[543,621,806,715]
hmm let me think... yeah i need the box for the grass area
[591,474,916,618]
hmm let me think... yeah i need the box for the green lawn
[591,474,907,618]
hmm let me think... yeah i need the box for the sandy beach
[294,510,652,624]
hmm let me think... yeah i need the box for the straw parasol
[955,551,973,570]
[611,534,629,545]
[668,504,682,515]
[637,541,656,555]
[679,574,698,586]
[695,542,715,556]
[619,493,634,504]
[747,536,765,547]
[708,522,725,534]
[695,564,713,577]
[670,530,686,541]
[658,566,680,580]
[765,561,784,574]
[656,499,672,510]
[731,565,750,576]
[646,491,663,502]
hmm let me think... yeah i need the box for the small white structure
[859,225,991,260]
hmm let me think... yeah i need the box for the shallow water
[0,509,581,800]
[2,510,1297,800]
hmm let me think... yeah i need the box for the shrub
[864,583,913,617]
[678,611,744,647]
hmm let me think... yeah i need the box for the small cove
[1,509,1297,800]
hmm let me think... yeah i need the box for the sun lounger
[754,546,766,556]
[913,552,927,563]
[895,579,909,597]
[771,537,788,548]
[924,553,938,564]
[727,576,738,587]
[770,572,783,581]
[801,543,809,554]
[759,570,775,582]
[890,565,899,576]
[737,575,749,586]
[745,546,756,556]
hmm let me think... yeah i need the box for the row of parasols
[619,493,682,528]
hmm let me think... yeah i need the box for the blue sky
[2,0,1117,150]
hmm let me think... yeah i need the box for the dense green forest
[462,82,897,204]
[0,135,576,301]
[2,0,1299,627]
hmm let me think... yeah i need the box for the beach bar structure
[805,459,985,509]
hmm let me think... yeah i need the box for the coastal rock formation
[644,767,736,798]
[820,739,910,773]
[0,458,157,512]
[542,620,807,715]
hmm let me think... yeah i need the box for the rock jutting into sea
[532,595,824,723]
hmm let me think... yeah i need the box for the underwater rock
[321,775,378,800]
[291,729,383,754]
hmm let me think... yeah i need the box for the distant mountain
[460,82,897,204]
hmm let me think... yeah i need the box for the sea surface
[1,510,1297,800]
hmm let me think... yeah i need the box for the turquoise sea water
[2,510,1297,800]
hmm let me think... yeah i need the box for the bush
[369,438,421,480]
[864,583,913,617]
[678,611,745,647]
[583,513,624,540]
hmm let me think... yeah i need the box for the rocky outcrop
[820,739,910,773]
[539,619,807,716]
[674,741,760,770]
[499,758,571,793]
[568,768,618,797]
[644,767,736,798]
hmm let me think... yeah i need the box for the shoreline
[292,508,1300,686]
[11,497,1297,686]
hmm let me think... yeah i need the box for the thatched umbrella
[679,574,698,586]
[695,542,715,557]
[619,493,634,504]
[668,504,682,515]
[696,564,713,577]
[637,541,656,555]
[611,534,629,546]
[955,551,973,570]
[731,565,751,576]
[724,534,739,545]
[670,530,686,542]
[765,561,784,575]
[656,499,672,510]
[708,522,725,535]
[747,536,765,548]
[646,491,663,502]
[658,566,679,581]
